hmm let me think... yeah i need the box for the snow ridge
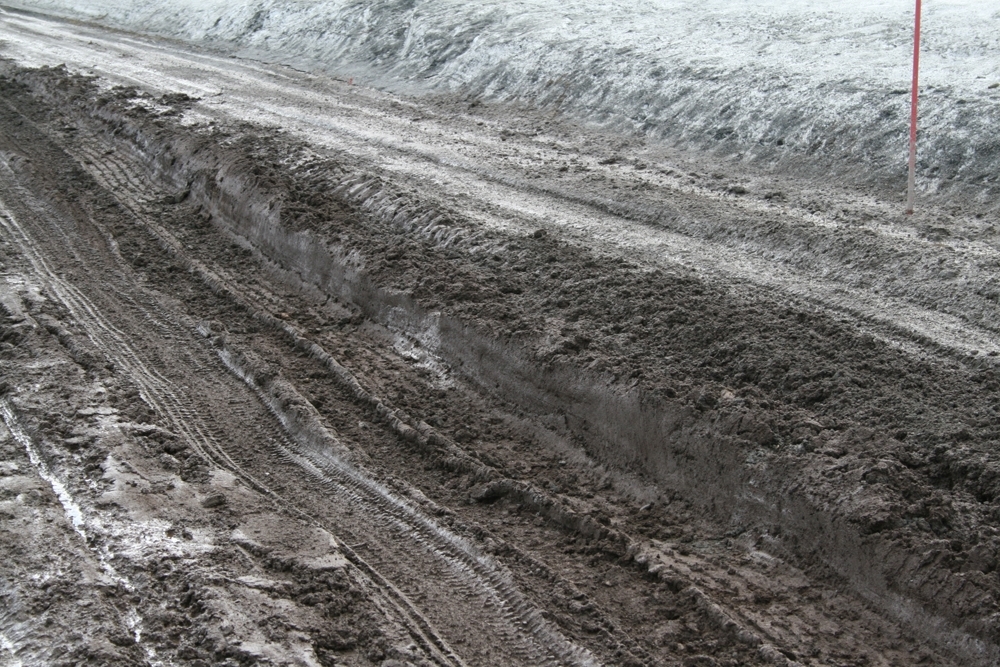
[8,0,1000,199]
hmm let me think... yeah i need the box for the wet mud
[0,22,999,667]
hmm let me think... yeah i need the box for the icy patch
[0,399,87,538]
[209,467,240,487]
[0,274,46,325]
[0,277,30,324]
[100,456,216,559]
[107,515,213,561]
[392,333,453,389]
[0,401,163,661]
[123,608,143,645]
[0,631,23,667]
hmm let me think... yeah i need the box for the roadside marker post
[906,0,922,214]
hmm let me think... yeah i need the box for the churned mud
[1,9,999,667]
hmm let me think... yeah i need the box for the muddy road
[1,7,999,667]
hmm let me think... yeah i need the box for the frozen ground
[6,0,1000,203]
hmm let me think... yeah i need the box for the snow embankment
[5,0,1000,202]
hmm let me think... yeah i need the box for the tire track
[52,106,869,667]
[62,133,597,664]
[0,137,599,666]
[0,167,473,667]
[59,105,768,667]
[214,342,595,667]
[60,128,614,664]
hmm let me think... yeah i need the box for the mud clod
[201,493,227,508]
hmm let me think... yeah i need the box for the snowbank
[6,0,1000,197]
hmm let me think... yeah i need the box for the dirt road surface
[1,7,999,667]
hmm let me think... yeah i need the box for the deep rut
[26,114,601,666]
[31,88,949,667]
[0,112,599,667]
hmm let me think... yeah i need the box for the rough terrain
[1,7,999,667]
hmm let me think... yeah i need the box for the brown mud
[0,22,998,667]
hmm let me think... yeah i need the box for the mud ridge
[16,68,994,664]
[4,56,1000,666]
[87,97,996,665]
[1,68,798,665]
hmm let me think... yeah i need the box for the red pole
[906,0,922,214]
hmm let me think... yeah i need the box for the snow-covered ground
[5,0,1000,199]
